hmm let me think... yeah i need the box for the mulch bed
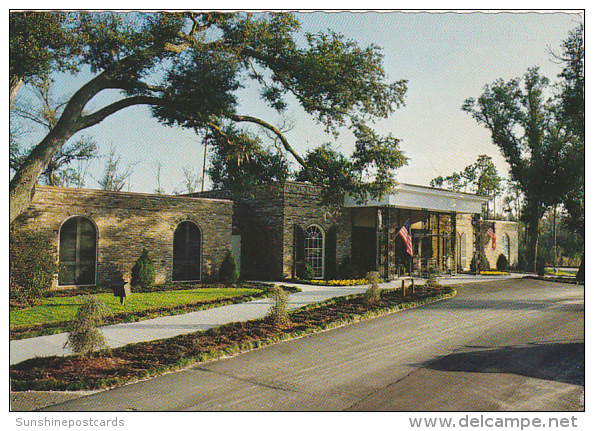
[10,285,455,391]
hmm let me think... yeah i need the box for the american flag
[398,219,413,256]
[486,222,496,250]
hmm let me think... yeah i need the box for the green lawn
[544,268,577,277]
[10,287,261,329]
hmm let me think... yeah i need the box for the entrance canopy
[344,183,489,214]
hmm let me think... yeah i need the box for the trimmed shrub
[266,284,290,329]
[219,250,239,284]
[10,230,57,306]
[425,274,441,288]
[427,265,443,277]
[131,248,155,291]
[364,271,381,305]
[295,260,315,281]
[64,295,111,356]
[470,254,491,272]
[496,254,509,271]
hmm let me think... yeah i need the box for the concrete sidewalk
[9,273,526,366]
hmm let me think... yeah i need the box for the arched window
[457,232,467,270]
[305,225,324,279]
[173,221,202,281]
[59,216,97,286]
[502,233,511,262]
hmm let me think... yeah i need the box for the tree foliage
[538,208,584,266]
[555,24,584,239]
[462,67,571,271]
[10,12,408,223]
[557,24,584,140]
[430,154,501,196]
[11,79,98,187]
[9,12,81,105]
[430,154,501,217]
[207,126,290,195]
[10,230,57,306]
[294,122,408,204]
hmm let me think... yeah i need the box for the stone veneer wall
[199,182,352,280]
[13,186,233,288]
[282,182,351,280]
[195,185,286,280]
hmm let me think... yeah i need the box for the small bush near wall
[295,260,315,281]
[219,250,239,284]
[427,265,443,277]
[471,254,491,272]
[10,230,57,306]
[131,249,156,292]
[496,254,509,271]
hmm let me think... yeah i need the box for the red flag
[486,222,496,250]
[398,219,413,256]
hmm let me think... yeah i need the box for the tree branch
[227,113,310,171]
[78,95,168,130]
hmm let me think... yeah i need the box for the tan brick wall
[13,186,233,288]
[455,214,474,271]
[481,220,519,269]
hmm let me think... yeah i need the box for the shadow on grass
[420,341,584,386]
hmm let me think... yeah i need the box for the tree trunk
[10,75,24,108]
[9,126,75,224]
[525,215,540,273]
[576,252,584,283]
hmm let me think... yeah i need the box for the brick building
[13,186,233,288]
[12,181,518,289]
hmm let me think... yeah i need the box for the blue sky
[12,10,584,195]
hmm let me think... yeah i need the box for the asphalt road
[39,278,584,412]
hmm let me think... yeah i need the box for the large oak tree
[10,11,408,224]
[463,67,573,272]
[555,24,584,280]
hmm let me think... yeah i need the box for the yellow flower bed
[308,278,368,286]
[479,270,509,276]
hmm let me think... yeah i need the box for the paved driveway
[31,278,583,412]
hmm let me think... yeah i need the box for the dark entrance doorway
[352,226,377,275]
[173,221,202,281]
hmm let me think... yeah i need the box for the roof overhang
[344,183,489,214]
